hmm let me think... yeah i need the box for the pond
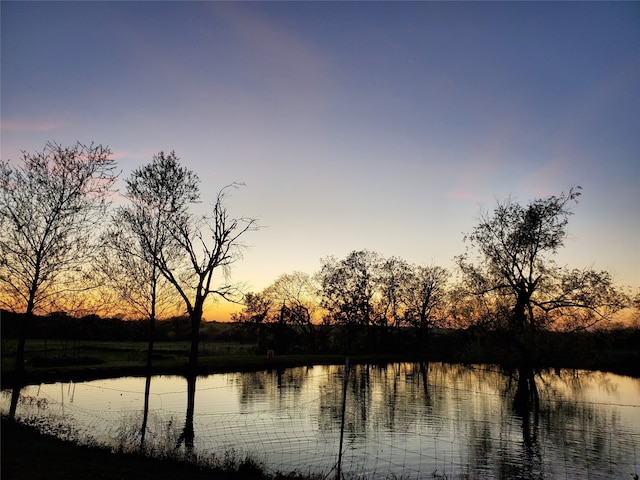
[2,362,639,479]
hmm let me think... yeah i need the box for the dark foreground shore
[1,417,316,480]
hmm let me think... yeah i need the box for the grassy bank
[1,416,318,480]
[2,329,639,389]
[0,338,371,388]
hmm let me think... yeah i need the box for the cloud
[109,148,158,163]
[447,188,483,202]
[446,151,507,203]
[0,120,62,132]
[519,159,572,198]
[208,2,337,105]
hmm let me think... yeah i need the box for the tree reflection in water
[140,372,152,451]
[506,367,542,479]
[9,383,21,419]
[176,373,196,454]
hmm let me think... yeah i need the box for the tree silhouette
[377,256,412,331]
[457,187,627,339]
[318,250,383,351]
[403,264,450,351]
[268,272,320,351]
[0,141,117,374]
[123,152,257,372]
[318,250,381,328]
[232,292,273,324]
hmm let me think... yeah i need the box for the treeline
[1,142,637,378]
[232,249,637,351]
[2,309,638,375]
[0,311,232,343]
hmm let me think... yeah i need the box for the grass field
[0,337,254,366]
[2,328,639,388]
[0,338,358,388]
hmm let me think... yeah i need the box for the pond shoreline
[2,349,639,390]
[3,326,638,388]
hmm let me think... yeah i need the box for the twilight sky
[2,1,638,320]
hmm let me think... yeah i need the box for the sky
[1,1,639,321]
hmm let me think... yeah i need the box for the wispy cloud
[0,120,62,132]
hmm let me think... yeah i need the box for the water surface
[3,362,639,479]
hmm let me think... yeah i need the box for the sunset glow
[1,2,638,322]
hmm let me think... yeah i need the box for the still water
[3,362,639,479]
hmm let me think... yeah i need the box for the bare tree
[403,264,450,348]
[0,141,118,374]
[456,187,628,336]
[123,152,257,372]
[377,256,412,331]
[232,273,321,352]
[101,152,188,373]
[99,228,179,320]
[266,272,320,352]
[232,292,273,323]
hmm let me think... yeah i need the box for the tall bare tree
[103,151,189,367]
[456,187,627,335]
[0,141,118,374]
[123,152,257,372]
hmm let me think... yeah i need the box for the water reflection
[140,372,152,451]
[2,363,639,479]
[176,373,196,453]
[9,384,21,418]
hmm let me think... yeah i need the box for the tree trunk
[512,282,530,333]
[15,333,26,375]
[188,299,204,373]
[146,317,155,373]
[9,385,21,418]
[10,309,32,418]
[14,310,33,375]
[188,316,200,373]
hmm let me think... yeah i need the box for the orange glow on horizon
[203,299,240,322]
